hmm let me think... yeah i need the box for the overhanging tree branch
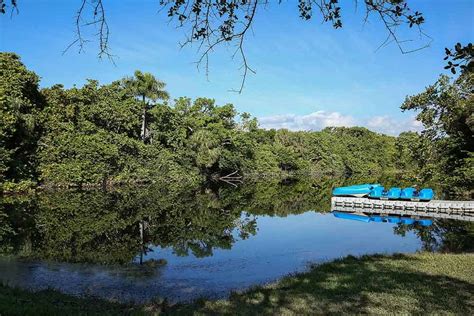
[62,0,113,60]
[2,0,431,92]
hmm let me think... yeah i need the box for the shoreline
[1,252,473,315]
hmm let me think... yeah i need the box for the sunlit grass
[170,253,474,315]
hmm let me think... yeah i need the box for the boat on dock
[332,183,381,198]
[332,184,434,201]
[331,196,474,222]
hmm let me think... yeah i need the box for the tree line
[0,52,472,196]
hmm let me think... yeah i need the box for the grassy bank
[0,285,143,315]
[1,253,473,315]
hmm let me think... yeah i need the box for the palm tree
[124,70,169,142]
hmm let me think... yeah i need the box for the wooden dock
[331,197,474,222]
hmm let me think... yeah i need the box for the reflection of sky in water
[0,211,421,303]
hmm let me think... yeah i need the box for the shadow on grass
[0,283,141,316]
[1,254,472,315]
[168,254,474,315]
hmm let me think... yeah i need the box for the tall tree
[0,53,44,187]
[401,72,473,194]
[123,71,169,142]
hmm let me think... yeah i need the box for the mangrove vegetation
[1,52,472,196]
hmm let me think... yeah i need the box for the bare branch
[62,0,114,61]
[160,0,262,93]
[4,1,432,92]
[159,1,430,92]
[364,0,431,54]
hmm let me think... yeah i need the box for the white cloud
[258,111,422,136]
[259,111,355,131]
[365,115,423,136]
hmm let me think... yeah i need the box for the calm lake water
[1,180,472,302]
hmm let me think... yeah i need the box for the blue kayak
[332,183,434,201]
[332,183,381,197]
[369,187,402,199]
[400,188,434,201]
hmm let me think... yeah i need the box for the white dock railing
[331,197,474,222]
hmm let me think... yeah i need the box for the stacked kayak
[332,183,434,201]
[332,183,382,198]
[333,212,433,226]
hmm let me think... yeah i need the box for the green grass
[0,284,148,316]
[169,253,474,315]
[1,253,473,315]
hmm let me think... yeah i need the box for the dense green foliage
[0,50,472,312]
[401,72,474,196]
[0,53,44,190]
[0,53,472,194]
[0,53,413,191]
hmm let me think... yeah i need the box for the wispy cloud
[258,111,422,136]
[365,115,423,136]
[259,111,355,131]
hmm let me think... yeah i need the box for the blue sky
[1,0,473,135]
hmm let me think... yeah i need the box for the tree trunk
[141,95,146,142]
[101,175,108,191]
[139,220,144,264]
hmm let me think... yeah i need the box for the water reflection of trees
[1,178,471,264]
[1,179,345,265]
[394,220,474,253]
[218,178,339,217]
[0,187,260,264]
